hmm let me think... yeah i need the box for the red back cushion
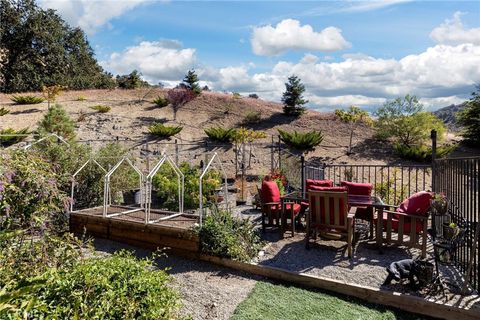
[309,186,347,192]
[397,191,432,216]
[306,179,333,191]
[340,181,373,196]
[261,180,281,203]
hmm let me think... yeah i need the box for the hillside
[433,103,466,131]
[0,88,410,170]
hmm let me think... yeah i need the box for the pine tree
[281,75,308,116]
[183,69,201,94]
[37,104,76,140]
[457,85,480,146]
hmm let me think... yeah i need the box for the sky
[39,0,480,112]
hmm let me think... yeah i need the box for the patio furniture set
[258,177,432,258]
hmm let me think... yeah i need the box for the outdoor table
[280,191,385,239]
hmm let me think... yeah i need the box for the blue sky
[40,0,480,111]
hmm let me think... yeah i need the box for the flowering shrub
[167,88,196,108]
[0,151,69,230]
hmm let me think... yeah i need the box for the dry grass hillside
[0,88,412,169]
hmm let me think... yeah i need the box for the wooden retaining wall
[69,213,199,254]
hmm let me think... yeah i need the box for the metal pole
[175,139,179,165]
[301,154,305,197]
[271,135,274,172]
[431,129,437,192]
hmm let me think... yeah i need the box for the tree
[335,106,373,154]
[457,85,480,146]
[116,70,148,89]
[281,75,308,116]
[0,0,115,93]
[375,94,446,148]
[183,69,201,94]
[37,104,76,140]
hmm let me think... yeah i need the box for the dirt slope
[1,88,398,166]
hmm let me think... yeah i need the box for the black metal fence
[434,157,480,291]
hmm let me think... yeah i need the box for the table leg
[280,200,285,239]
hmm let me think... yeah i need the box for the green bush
[394,143,456,162]
[196,207,263,262]
[153,95,169,108]
[76,95,87,101]
[10,95,45,104]
[0,246,182,319]
[0,107,10,116]
[204,126,237,143]
[232,92,241,99]
[152,162,221,211]
[89,105,111,113]
[0,151,69,230]
[278,129,323,153]
[37,104,76,140]
[243,111,261,125]
[0,128,29,147]
[148,123,183,139]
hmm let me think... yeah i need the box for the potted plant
[431,192,448,215]
[443,222,459,240]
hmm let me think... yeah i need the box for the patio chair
[306,189,357,258]
[259,180,301,232]
[374,191,432,258]
[341,181,374,236]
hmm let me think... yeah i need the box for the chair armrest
[382,209,429,221]
[348,206,357,219]
[264,202,280,206]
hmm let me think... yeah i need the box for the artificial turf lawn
[231,281,428,320]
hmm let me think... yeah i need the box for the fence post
[175,139,179,165]
[271,135,274,173]
[145,140,150,172]
[301,154,305,197]
[277,135,281,172]
[431,129,437,191]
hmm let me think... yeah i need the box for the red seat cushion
[375,212,424,234]
[306,179,333,191]
[397,191,432,216]
[340,181,373,196]
[261,180,281,203]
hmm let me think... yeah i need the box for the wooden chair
[306,190,357,258]
[375,191,432,258]
[341,181,374,237]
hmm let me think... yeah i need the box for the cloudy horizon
[40,0,480,111]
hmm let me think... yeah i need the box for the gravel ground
[93,238,259,320]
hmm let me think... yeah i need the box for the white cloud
[101,40,196,83]
[251,19,351,56]
[338,0,412,13]
[430,12,480,45]
[40,0,152,34]
[204,43,480,110]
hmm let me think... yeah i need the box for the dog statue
[383,259,419,289]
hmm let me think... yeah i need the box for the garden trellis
[145,152,184,224]
[70,158,107,212]
[103,156,144,218]
[199,152,229,226]
[23,133,69,150]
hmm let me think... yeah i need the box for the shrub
[89,105,111,113]
[232,92,241,99]
[243,111,261,125]
[196,207,263,262]
[0,107,10,116]
[0,151,69,230]
[76,95,87,101]
[148,123,183,139]
[167,89,196,107]
[152,161,221,211]
[248,93,259,99]
[0,128,29,147]
[394,143,456,162]
[116,70,148,89]
[374,169,408,205]
[204,126,237,143]
[183,69,201,94]
[278,129,323,153]
[0,249,182,319]
[153,95,169,108]
[37,104,76,140]
[10,95,45,104]
[42,85,65,108]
